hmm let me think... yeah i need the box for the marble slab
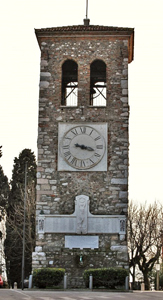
[65,235,99,249]
[38,195,126,235]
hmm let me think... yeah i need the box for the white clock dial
[60,125,106,170]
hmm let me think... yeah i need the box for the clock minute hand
[86,146,94,151]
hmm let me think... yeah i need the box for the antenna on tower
[86,0,88,19]
[84,0,90,26]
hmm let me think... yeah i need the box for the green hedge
[83,268,128,289]
[33,268,65,288]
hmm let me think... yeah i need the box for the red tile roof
[35,25,134,33]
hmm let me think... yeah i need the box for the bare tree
[128,201,163,290]
[7,183,35,250]
[5,183,36,286]
[5,149,36,287]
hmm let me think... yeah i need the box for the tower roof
[35,24,134,34]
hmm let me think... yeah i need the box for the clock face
[58,124,107,171]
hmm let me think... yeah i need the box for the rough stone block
[37,178,48,184]
[121,79,128,89]
[40,81,49,88]
[119,191,128,199]
[35,246,42,252]
[41,72,51,77]
[110,245,128,252]
[111,178,128,185]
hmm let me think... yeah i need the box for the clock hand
[75,143,87,149]
[86,146,94,151]
[74,143,94,151]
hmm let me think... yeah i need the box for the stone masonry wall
[33,32,130,288]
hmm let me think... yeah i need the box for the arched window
[61,60,78,106]
[90,60,106,106]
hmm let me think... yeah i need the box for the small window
[90,60,106,106]
[62,60,78,106]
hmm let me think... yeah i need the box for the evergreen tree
[5,149,36,287]
[0,146,2,158]
[0,165,10,213]
[0,147,10,277]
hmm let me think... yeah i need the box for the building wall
[0,210,7,282]
[33,31,130,287]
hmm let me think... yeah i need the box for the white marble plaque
[65,236,99,249]
[43,216,75,233]
[38,195,126,237]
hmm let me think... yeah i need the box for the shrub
[160,274,163,289]
[33,268,65,288]
[83,267,128,289]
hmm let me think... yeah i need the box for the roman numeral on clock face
[96,145,103,149]
[80,160,85,167]
[62,145,69,149]
[70,157,77,166]
[71,128,78,136]
[64,151,71,157]
[94,152,101,157]
[94,136,101,141]
[80,126,86,134]
[89,158,94,165]
[89,129,94,136]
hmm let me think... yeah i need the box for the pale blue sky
[0,0,163,203]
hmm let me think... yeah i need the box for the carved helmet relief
[76,195,89,234]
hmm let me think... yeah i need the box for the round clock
[60,125,106,170]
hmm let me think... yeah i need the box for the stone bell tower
[32,19,134,287]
